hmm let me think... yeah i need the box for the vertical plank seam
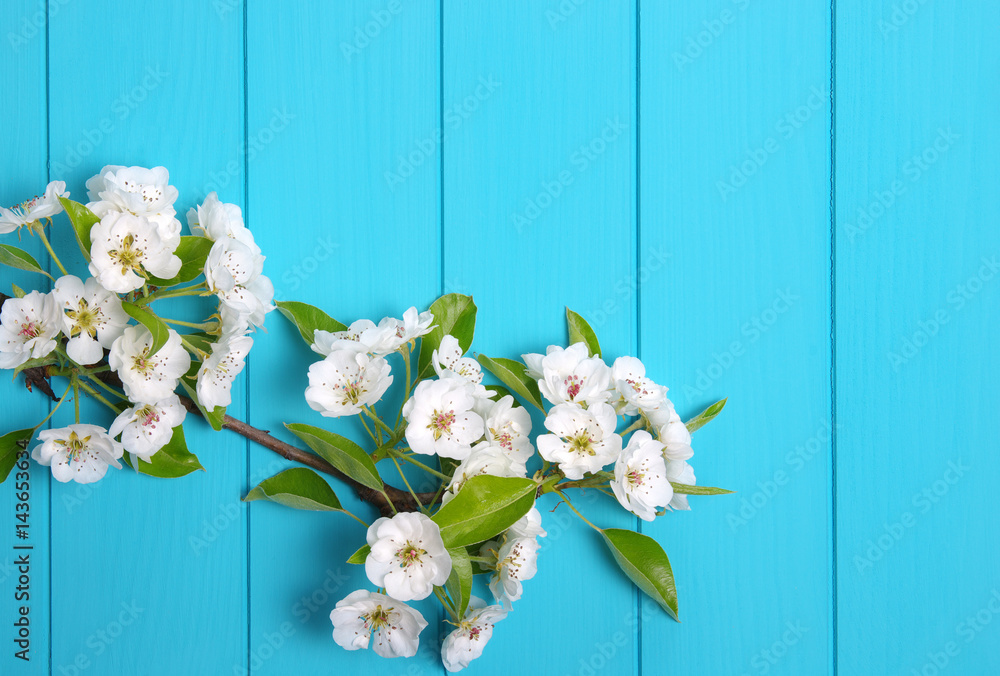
[439,0,445,299]
[45,0,53,672]
[634,1,643,674]
[243,0,251,671]
[829,0,839,673]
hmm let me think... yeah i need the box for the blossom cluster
[271,298,724,671]
[0,166,273,484]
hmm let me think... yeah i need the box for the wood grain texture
[0,2,50,673]
[246,1,441,673]
[640,1,833,673]
[442,2,638,673]
[45,1,248,673]
[835,3,1000,673]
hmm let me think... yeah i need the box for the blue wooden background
[1,1,997,674]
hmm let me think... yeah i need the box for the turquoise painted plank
[835,4,1000,674]
[0,2,51,673]
[641,1,832,674]
[46,1,248,673]
[246,1,441,673]
[443,2,638,673]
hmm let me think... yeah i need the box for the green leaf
[244,467,346,512]
[179,375,226,431]
[347,543,371,565]
[477,355,545,411]
[445,546,473,617]
[59,197,99,261]
[431,475,536,548]
[126,426,204,478]
[417,294,477,380]
[601,528,679,621]
[12,356,55,379]
[285,423,383,492]
[670,482,733,496]
[0,244,53,280]
[10,284,25,298]
[686,398,728,433]
[0,428,34,484]
[147,236,213,286]
[566,307,602,357]
[180,332,216,355]
[121,301,171,358]
[276,301,348,346]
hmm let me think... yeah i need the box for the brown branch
[1,292,439,517]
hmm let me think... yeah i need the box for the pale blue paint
[0,1,996,674]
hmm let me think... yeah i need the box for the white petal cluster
[523,342,612,406]
[312,306,434,358]
[433,334,482,383]
[403,378,484,460]
[109,395,186,461]
[611,430,673,521]
[109,326,191,404]
[365,512,452,601]
[31,424,123,484]
[441,598,507,672]
[330,590,427,658]
[610,356,669,416]
[482,395,534,473]
[305,350,392,417]
[442,441,522,503]
[487,535,541,605]
[52,275,129,365]
[86,165,181,247]
[0,291,61,369]
[0,181,68,233]
[88,212,182,293]
[197,334,253,410]
[536,402,622,480]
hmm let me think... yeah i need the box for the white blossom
[507,506,547,540]
[523,343,612,407]
[86,165,181,246]
[330,590,427,658]
[197,335,252,409]
[365,512,452,601]
[665,459,696,511]
[312,318,396,357]
[52,275,129,365]
[487,536,540,604]
[611,430,672,521]
[395,306,435,345]
[441,598,507,672]
[403,378,484,460]
[646,402,694,461]
[31,424,122,484]
[186,192,257,251]
[0,181,68,233]
[203,237,273,326]
[108,395,186,461]
[305,350,392,417]
[433,334,482,383]
[88,212,181,293]
[536,402,622,480]
[0,290,61,369]
[442,442,522,504]
[610,356,668,416]
[109,326,191,404]
[483,395,534,473]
